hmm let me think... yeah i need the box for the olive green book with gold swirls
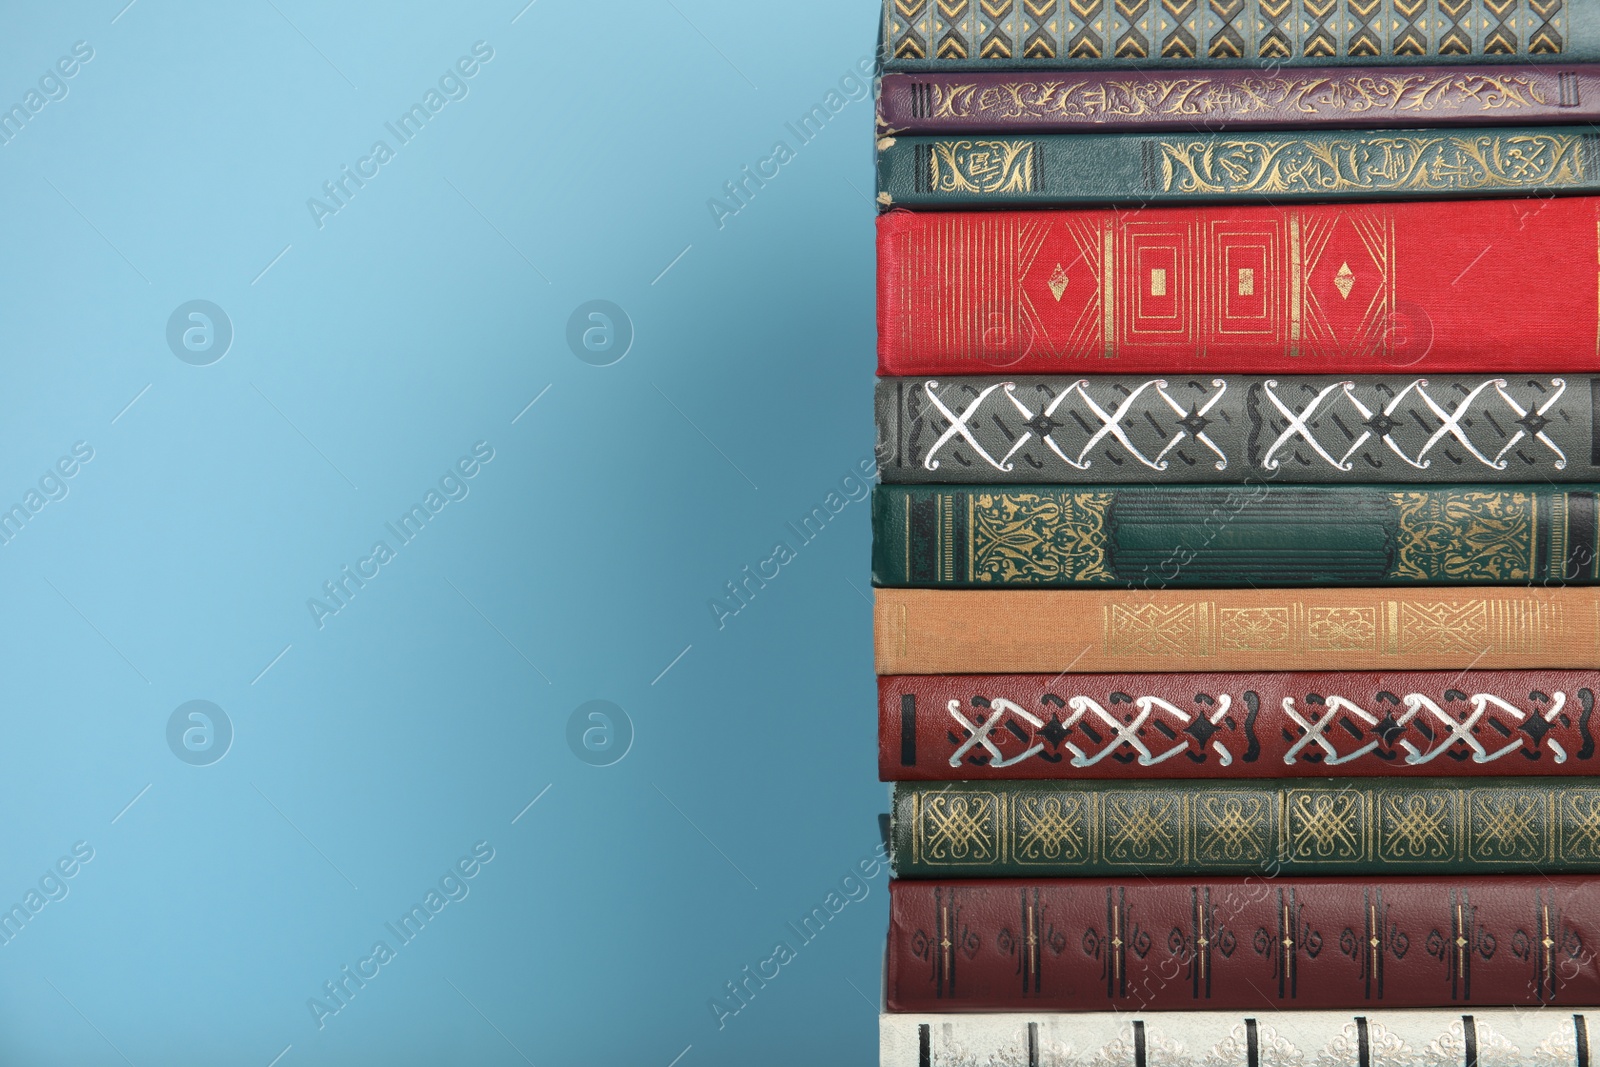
[871,484,1600,588]
[875,127,1600,207]
[889,778,1600,877]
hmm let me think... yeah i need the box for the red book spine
[887,876,1600,1013]
[879,672,1600,781]
[876,199,1600,375]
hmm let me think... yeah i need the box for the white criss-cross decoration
[1060,694,1233,767]
[921,378,1228,473]
[1261,378,1569,472]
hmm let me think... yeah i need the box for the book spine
[890,778,1600,877]
[872,484,1600,588]
[877,128,1600,209]
[886,875,1600,1012]
[879,671,1600,781]
[876,376,1597,486]
[882,1009,1600,1067]
[875,199,1600,377]
[877,67,1600,134]
[873,588,1600,674]
[882,0,1600,72]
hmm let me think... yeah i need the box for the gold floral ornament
[970,492,1114,583]
[929,139,1036,194]
[1156,133,1585,196]
[1389,491,1535,582]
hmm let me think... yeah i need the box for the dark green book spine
[871,484,1600,588]
[891,778,1600,877]
[882,0,1600,71]
[876,128,1600,207]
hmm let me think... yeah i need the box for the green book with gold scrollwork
[871,484,1600,588]
[875,127,1600,207]
[889,778,1600,877]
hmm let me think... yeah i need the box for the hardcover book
[871,484,1600,588]
[873,588,1600,674]
[876,200,1600,376]
[881,0,1598,71]
[876,128,1600,208]
[877,66,1600,134]
[879,671,1600,781]
[888,778,1600,877]
[882,1009,1600,1067]
[876,376,1594,486]
[885,875,1600,1012]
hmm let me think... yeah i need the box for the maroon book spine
[877,66,1600,134]
[880,673,1600,782]
[887,876,1600,1013]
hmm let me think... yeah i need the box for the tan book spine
[874,588,1600,674]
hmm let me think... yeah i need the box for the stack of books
[870,3,1600,1066]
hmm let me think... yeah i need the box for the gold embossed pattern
[886,0,1566,64]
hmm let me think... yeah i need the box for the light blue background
[0,2,884,1063]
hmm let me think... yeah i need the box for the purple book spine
[877,65,1600,134]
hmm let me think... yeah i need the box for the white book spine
[882,1010,1600,1067]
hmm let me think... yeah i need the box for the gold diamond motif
[1334,262,1356,299]
[1048,263,1070,301]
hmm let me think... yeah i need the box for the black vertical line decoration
[918,1022,931,1067]
[900,694,917,766]
[1133,1020,1146,1067]
[1356,1017,1370,1067]
[1576,1014,1590,1067]
[1590,379,1600,466]
[1246,1018,1259,1067]
[1029,888,1041,995]
[1028,1021,1039,1067]
[1191,886,1201,999]
[1463,1015,1479,1067]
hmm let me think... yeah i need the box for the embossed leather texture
[874,588,1600,674]
[889,778,1600,876]
[877,376,1596,485]
[877,67,1600,134]
[886,876,1600,1011]
[878,671,1600,781]
[876,201,1600,375]
[872,484,1600,587]
[876,128,1600,208]
[881,1009,1600,1067]
[882,0,1598,71]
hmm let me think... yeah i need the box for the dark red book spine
[876,198,1600,376]
[887,876,1600,1013]
[879,672,1600,781]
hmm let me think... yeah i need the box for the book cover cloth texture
[874,588,1600,674]
[877,376,1596,486]
[881,1009,1600,1067]
[886,875,1600,1012]
[876,128,1600,208]
[881,0,1599,71]
[879,671,1600,781]
[872,484,1600,588]
[877,67,1600,134]
[876,200,1600,376]
[889,777,1600,876]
